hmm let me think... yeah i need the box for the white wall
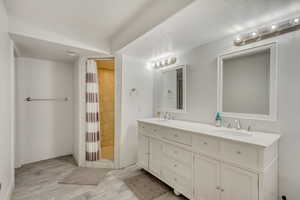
[154,30,300,199]
[120,55,154,167]
[73,59,80,164]
[73,58,87,166]
[111,0,193,51]
[0,1,15,199]
[16,57,74,165]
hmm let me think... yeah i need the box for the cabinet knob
[220,189,224,192]
[216,186,220,190]
[203,142,208,145]
[236,151,242,154]
[174,164,177,167]
[174,134,178,137]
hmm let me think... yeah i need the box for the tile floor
[12,156,188,200]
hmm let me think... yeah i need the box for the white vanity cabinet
[220,163,258,200]
[149,138,162,176]
[194,155,258,200]
[137,119,280,200]
[137,134,149,169]
[194,155,220,200]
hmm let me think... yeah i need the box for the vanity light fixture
[149,56,177,69]
[234,16,300,46]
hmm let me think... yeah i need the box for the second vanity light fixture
[234,16,300,46]
[149,56,177,69]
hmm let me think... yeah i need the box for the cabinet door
[194,155,220,200]
[149,138,162,175]
[220,164,258,200]
[138,135,149,169]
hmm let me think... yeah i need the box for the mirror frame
[217,42,278,121]
[158,64,187,113]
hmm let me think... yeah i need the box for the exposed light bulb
[294,18,299,24]
[146,63,153,71]
[252,32,258,37]
[156,61,160,67]
[235,36,242,42]
[151,62,155,68]
[271,24,277,30]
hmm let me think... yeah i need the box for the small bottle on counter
[215,112,222,127]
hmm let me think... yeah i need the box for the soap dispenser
[215,112,222,127]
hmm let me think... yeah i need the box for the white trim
[78,57,86,166]
[157,64,187,113]
[85,159,114,168]
[217,42,278,121]
[77,56,121,169]
[9,39,16,187]
[113,53,122,169]
[5,181,14,200]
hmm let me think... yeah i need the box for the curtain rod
[25,97,68,102]
[87,57,114,60]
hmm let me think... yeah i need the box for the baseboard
[5,182,14,200]
[72,153,79,166]
[85,159,114,168]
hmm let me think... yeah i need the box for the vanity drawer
[192,134,219,155]
[163,143,193,165]
[220,141,259,169]
[162,128,192,146]
[161,168,193,198]
[162,156,192,180]
[139,123,159,137]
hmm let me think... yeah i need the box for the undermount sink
[214,128,253,137]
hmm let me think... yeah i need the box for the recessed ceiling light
[67,51,77,57]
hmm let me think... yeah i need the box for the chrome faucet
[234,119,241,130]
[162,112,172,120]
[165,112,174,120]
[227,122,232,129]
[247,125,251,132]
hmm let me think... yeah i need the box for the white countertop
[137,118,280,148]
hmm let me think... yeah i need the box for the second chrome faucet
[234,119,241,130]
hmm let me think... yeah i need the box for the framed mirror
[217,42,278,120]
[156,65,187,112]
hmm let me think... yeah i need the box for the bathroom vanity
[137,118,280,200]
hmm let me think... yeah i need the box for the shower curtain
[86,60,100,161]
